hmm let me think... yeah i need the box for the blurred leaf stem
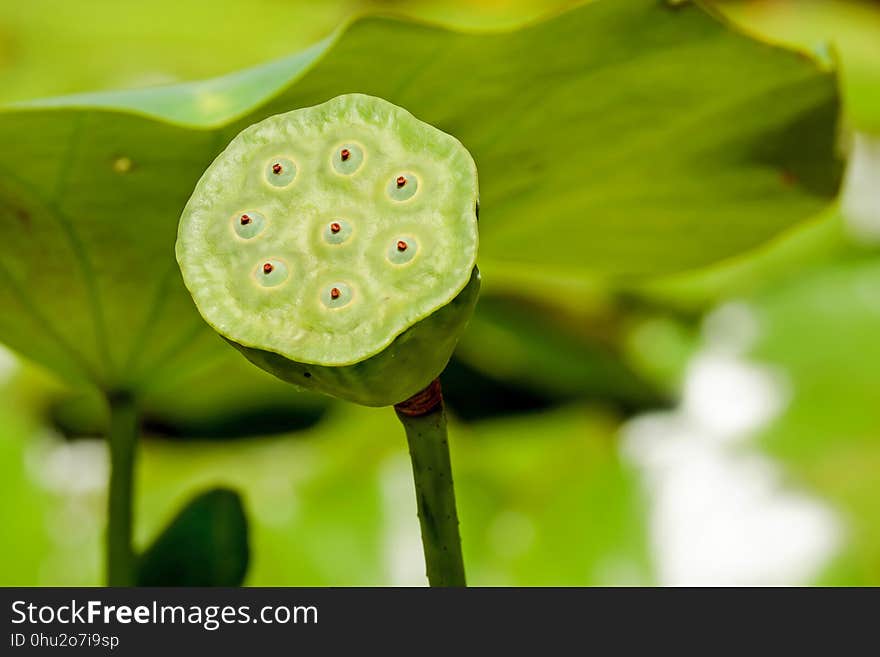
[106,392,138,586]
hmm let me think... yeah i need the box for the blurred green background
[0,0,878,586]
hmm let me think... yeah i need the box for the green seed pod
[176,94,480,406]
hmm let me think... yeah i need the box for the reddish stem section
[395,379,442,417]
[272,163,283,174]
[396,175,407,188]
[263,263,274,274]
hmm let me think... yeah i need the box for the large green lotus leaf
[717,0,880,134]
[0,1,570,106]
[749,258,880,584]
[0,0,842,391]
[632,207,859,313]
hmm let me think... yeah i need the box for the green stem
[394,380,466,587]
[106,392,139,586]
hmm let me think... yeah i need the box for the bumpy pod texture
[176,94,480,406]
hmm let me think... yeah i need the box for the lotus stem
[106,392,138,586]
[395,379,466,587]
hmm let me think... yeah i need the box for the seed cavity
[255,259,288,287]
[331,143,364,175]
[323,219,353,245]
[233,211,266,239]
[387,236,418,265]
[265,157,297,187]
[387,172,419,202]
[322,281,353,309]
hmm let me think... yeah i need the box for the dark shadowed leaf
[455,295,667,411]
[136,487,249,586]
[46,355,330,440]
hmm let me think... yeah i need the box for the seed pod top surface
[176,94,478,367]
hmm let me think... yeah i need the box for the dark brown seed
[340,148,351,161]
[240,214,251,225]
[330,287,341,300]
[263,263,274,274]
[396,240,408,252]
[396,175,407,188]
[272,163,282,174]
[330,222,341,234]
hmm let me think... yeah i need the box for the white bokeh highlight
[622,302,842,586]
[843,132,880,243]
[380,456,427,586]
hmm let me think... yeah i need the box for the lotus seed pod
[176,94,480,406]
